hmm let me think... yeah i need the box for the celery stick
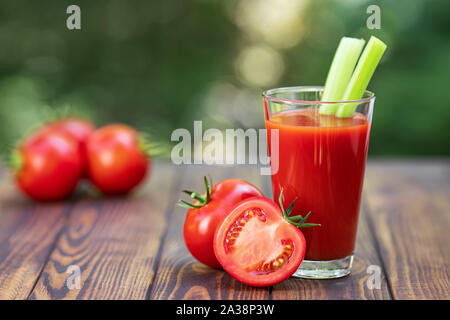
[319,37,365,115]
[336,36,387,118]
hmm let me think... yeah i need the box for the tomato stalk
[278,188,321,229]
[137,132,154,158]
[178,175,213,209]
[8,149,23,175]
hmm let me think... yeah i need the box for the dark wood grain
[148,165,270,300]
[363,159,450,300]
[0,171,70,299]
[29,162,177,299]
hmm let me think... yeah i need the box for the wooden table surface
[0,159,448,300]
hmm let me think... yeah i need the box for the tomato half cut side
[214,197,307,287]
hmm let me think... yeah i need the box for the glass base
[292,255,353,279]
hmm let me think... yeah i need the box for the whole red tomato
[214,189,320,287]
[86,124,150,195]
[43,117,95,173]
[180,177,263,268]
[12,130,83,202]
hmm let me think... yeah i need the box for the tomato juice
[265,109,371,261]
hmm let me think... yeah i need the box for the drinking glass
[263,86,374,278]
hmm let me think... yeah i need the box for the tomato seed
[224,209,268,252]
[246,239,295,275]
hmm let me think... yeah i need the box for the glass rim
[262,86,375,104]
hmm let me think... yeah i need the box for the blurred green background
[0,0,449,157]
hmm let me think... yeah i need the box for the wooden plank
[363,160,450,300]
[3,159,447,300]
[148,165,270,300]
[0,169,70,300]
[29,162,176,300]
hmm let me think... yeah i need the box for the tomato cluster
[179,178,320,287]
[10,118,150,201]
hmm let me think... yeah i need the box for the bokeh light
[234,45,284,88]
[234,0,308,49]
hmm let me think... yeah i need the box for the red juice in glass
[263,86,374,278]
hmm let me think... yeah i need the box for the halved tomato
[213,191,319,287]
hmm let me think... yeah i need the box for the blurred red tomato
[12,130,83,202]
[44,117,95,173]
[86,124,150,195]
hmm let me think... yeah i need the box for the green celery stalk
[336,36,387,118]
[319,37,366,115]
